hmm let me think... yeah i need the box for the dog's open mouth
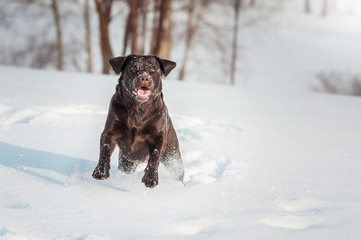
[132,87,152,101]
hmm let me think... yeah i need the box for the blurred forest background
[0,0,360,93]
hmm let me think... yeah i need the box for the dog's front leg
[142,137,165,188]
[92,131,117,180]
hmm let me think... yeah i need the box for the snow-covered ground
[2,0,361,239]
[237,0,361,91]
[1,65,361,239]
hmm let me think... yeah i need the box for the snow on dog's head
[109,55,176,103]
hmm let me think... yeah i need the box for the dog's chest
[117,128,150,162]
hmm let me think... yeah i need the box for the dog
[92,54,184,188]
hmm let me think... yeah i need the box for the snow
[237,0,361,91]
[1,0,361,239]
[1,64,361,239]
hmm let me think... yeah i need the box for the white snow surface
[0,65,361,239]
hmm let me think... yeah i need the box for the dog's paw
[142,167,159,188]
[92,164,110,180]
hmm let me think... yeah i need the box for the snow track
[0,103,239,187]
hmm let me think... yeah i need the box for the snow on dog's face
[109,55,176,103]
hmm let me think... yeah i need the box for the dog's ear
[156,57,176,77]
[109,56,128,74]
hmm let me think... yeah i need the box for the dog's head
[109,55,176,103]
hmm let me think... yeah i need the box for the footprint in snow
[1,193,30,210]
[262,198,335,229]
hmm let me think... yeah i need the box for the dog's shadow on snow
[0,141,95,186]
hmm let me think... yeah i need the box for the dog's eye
[150,68,157,73]
[130,66,136,73]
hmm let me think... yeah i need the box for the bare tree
[162,0,173,59]
[151,0,172,59]
[122,4,131,55]
[130,0,139,54]
[0,0,88,71]
[150,0,173,59]
[150,0,160,54]
[304,0,311,14]
[231,0,241,85]
[139,0,148,54]
[321,0,328,17]
[121,0,172,58]
[84,0,92,73]
[50,0,64,71]
[316,72,361,97]
[94,0,113,74]
[179,0,197,81]
[122,0,140,55]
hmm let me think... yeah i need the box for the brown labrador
[92,55,184,188]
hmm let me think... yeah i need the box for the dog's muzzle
[131,74,153,102]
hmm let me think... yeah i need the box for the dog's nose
[139,76,150,84]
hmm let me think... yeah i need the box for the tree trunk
[50,0,64,71]
[130,0,139,54]
[250,0,256,7]
[321,0,328,17]
[150,0,160,54]
[139,0,148,54]
[94,0,113,74]
[161,0,172,59]
[122,11,131,56]
[304,0,311,14]
[231,0,241,86]
[123,0,140,55]
[153,0,169,57]
[84,0,93,73]
[179,1,196,81]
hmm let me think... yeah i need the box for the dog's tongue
[135,88,152,101]
[138,88,151,97]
